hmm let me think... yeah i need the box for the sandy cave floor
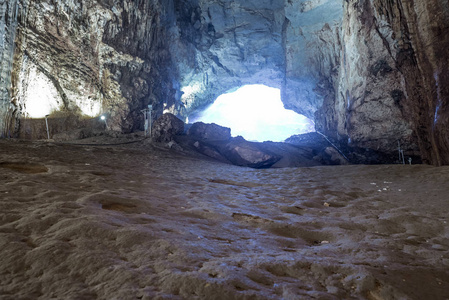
[0,138,449,300]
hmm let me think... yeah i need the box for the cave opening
[188,84,315,142]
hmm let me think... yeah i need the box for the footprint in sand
[232,213,333,246]
[0,162,48,174]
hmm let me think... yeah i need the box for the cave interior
[0,0,448,165]
[1,1,449,299]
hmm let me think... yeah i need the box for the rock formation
[317,0,449,166]
[1,0,178,136]
[187,122,231,141]
[179,123,345,168]
[152,113,184,143]
[0,0,448,165]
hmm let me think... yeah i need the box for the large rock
[285,132,350,165]
[191,140,230,164]
[152,113,185,143]
[219,137,281,169]
[187,122,231,141]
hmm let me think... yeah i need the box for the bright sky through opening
[190,84,315,142]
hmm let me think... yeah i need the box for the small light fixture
[100,115,108,130]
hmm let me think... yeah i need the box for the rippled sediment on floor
[0,139,448,299]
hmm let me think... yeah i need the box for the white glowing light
[190,85,315,142]
[100,115,106,120]
[22,66,61,118]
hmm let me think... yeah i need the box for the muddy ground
[0,138,448,299]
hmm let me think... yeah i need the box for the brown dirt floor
[0,138,448,299]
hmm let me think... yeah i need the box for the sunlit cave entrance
[189,85,315,142]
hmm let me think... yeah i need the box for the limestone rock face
[0,1,21,137]
[283,0,343,119]
[152,113,184,143]
[2,0,178,136]
[383,0,449,165]
[315,0,449,165]
[316,0,418,163]
[171,0,286,115]
[171,0,344,121]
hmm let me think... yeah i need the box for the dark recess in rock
[391,89,404,106]
[370,59,393,76]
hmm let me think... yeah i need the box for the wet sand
[0,139,448,299]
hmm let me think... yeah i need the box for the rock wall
[316,0,419,163]
[283,0,342,119]
[315,0,449,165]
[172,0,343,121]
[2,0,178,136]
[0,1,20,137]
[386,0,449,165]
[170,0,286,116]
[1,0,338,136]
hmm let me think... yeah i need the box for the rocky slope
[0,0,448,165]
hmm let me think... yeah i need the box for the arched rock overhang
[169,0,343,122]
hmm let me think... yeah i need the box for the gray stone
[285,132,349,165]
[187,122,231,141]
[220,137,281,169]
[192,140,230,164]
[152,113,185,143]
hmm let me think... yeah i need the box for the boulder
[285,132,329,149]
[192,141,230,164]
[285,132,349,165]
[152,113,184,143]
[187,122,231,141]
[220,137,281,169]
